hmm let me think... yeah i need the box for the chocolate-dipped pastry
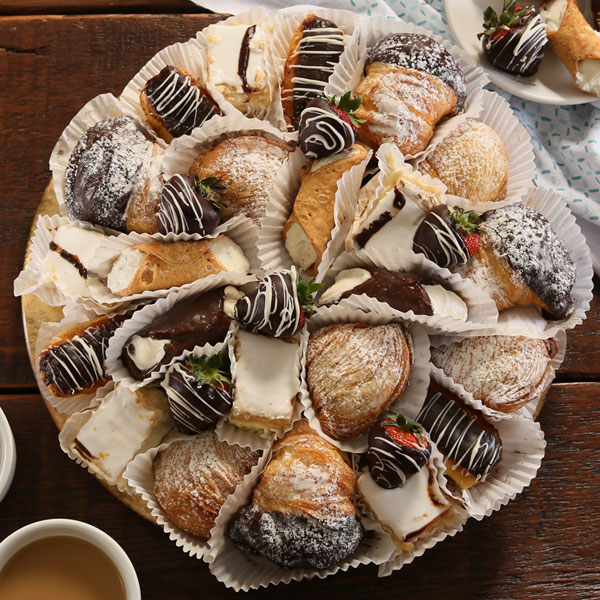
[298,94,361,159]
[141,65,220,141]
[157,174,222,235]
[230,267,321,337]
[282,15,345,128]
[318,267,468,321]
[39,314,125,397]
[417,383,502,488]
[366,33,467,114]
[479,2,547,77]
[413,205,482,268]
[121,288,231,380]
[65,116,162,233]
[161,354,232,434]
[367,412,431,489]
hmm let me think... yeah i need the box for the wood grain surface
[1,8,599,600]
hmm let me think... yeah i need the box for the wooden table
[1,3,599,598]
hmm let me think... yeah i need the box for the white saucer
[0,407,16,503]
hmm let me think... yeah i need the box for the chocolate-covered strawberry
[368,412,431,489]
[161,353,232,434]
[413,205,482,268]
[298,93,365,159]
[232,266,322,337]
[157,174,224,235]
[478,1,547,77]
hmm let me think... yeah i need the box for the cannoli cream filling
[284,221,318,270]
[107,248,145,293]
[318,268,372,305]
[423,284,468,321]
[223,285,246,319]
[576,59,600,95]
[539,0,567,33]
[210,236,250,273]
[127,335,170,370]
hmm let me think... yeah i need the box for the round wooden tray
[21,181,154,523]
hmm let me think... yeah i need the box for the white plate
[444,0,597,104]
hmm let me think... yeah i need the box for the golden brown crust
[306,323,412,440]
[353,62,458,155]
[153,431,259,540]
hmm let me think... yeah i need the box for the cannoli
[540,0,600,96]
[283,143,368,275]
[106,236,249,297]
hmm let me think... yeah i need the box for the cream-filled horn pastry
[69,386,173,487]
[121,288,232,381]
[226,266,321,337]
[540,0,600,97]
[283,144,368,275]
[140,65,221,142]
[417,383,502,489]
[39,223,107,300]
[431,335,558,413]
[227,419,364,569]
[306,323,412,441]
[65,116,164,234]
[357,451,455,550]
[227,329,300,434]
[319,267,468,321]
[106,236,249,297]
[39,313,125,397]
[348,148,445,254]
[204,22,272,118]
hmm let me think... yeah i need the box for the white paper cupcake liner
[454,187,594,338]
[208,420,396,591]
[299,304,430,454]
[49,93,164,216]
[323,247,498,333]
[119,38,234,140]
[416,89,535,209]
[429,328,567,421]
[215,326,307,452]
[34,304,118,415]
[105,276,253,391]
[85,214,260,306]
[427,366,546,520]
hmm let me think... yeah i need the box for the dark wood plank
[1,382,598,599]
[0,1,207,15]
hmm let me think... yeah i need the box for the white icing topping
[576,59,600,96]
[422,284,468,321]
[539,0,567,32]
[284,220,318,270]
[127,335,170,371]
[107,248,145,294]
[318,268,372,305]
[210,235,250,273]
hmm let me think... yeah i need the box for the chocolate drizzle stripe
[49,240,88,279]
[238,25,256,94]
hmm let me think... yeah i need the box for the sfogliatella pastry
[106,236,249,297]
[460,203,576,319]
[161,353,232,434]
[318,267,468,322]
[227,267,321,337]
[367,412,431,489]
[39,223,107,300]
[190,135,293,222]
[417,383,502,489]
[140,65,221,142]
[121,288,231,380]
[69,386,173,487]
[419,119,509,203]
[228,330,300,434]
[354,33,466,155]
[431,335,558,413]
[479,2,547,77]
[227,419,364,569]
[154,430,259,539]
[540,0,600,97]
[65,116,164,233]
[283,143,368,275]
[204,22,272,118]
[306,323,412,441]
[281,14,346,129]
[39,313,125,397]
[157,174,222,236]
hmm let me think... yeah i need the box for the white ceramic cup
[0,407,16,503]
[0,519,141,600]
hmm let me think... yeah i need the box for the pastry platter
[445,0,599,104]
[16,4,594,592]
